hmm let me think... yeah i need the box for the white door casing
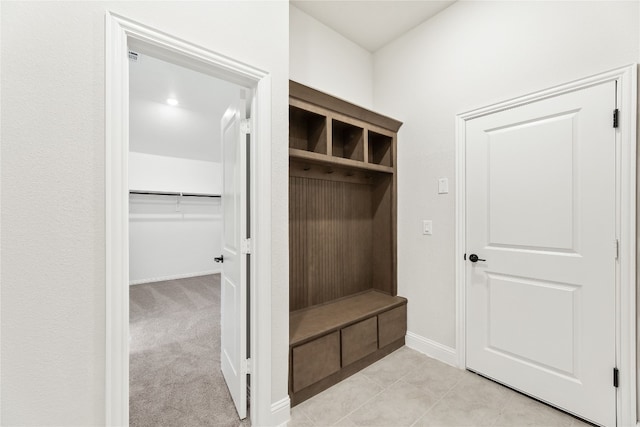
[106,12,287,427]
[220,100,248,419]
[457,66,637,427]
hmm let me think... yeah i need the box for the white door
[219,99,248,419]
[465,81,616,426]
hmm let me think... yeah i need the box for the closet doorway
[127,50,250,425]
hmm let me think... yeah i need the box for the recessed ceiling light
[166,98,178,106]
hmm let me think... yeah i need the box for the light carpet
[130,274,249,426]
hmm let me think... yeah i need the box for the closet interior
[289,81,407,405]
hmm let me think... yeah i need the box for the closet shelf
[129,190,221,198]
[289,148,394,174]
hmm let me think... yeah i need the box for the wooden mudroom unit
[288,81,407,405]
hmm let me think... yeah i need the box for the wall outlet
[422,220,433,235]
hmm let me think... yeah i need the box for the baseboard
[129,270,221,285]
[405,331,458,368]
[270,396,291,427]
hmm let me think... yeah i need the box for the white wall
[129,194,221,284]
[373,1,639,350]
[129,152,221,195]
[0,2,289,426]
[129,153,222,284]
[290,4,373,109]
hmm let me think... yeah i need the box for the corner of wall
[289,4,374,109]
[405,332,458,368]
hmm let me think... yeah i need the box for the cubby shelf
[289,148,394,174]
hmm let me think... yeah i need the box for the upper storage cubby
[368,130,393,167]
[289,81,401,174]
[289,105,327,154]
[332,119,364,162]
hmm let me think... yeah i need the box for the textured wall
[373,1,638,349]
[0,2,289,425]
[289,4,374,109]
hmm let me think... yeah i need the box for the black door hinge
[613,109,619,128]
[613,367,619,388]
[463,253,467,260]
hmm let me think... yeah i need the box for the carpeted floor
[130,274,249,426]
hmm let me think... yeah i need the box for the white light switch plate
[422,220,433,235]
[438,178,449,194]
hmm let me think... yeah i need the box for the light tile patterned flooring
[289,347,592,427]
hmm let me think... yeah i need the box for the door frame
[105,12,275,426]
[454,65,637,426]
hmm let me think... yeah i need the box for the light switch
[422,220,433,235]
[438,178,449,194]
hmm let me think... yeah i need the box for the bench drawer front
[341,317,378,366]
[378,305,407,348]
[292,332,340,391]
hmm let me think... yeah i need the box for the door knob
[214,255,224,263]
[468,254,486,263]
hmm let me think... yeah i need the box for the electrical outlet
[422,220,433,235]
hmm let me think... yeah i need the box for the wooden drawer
[292,332,340,392]
[378,305,407,348]
[341,317,378,367]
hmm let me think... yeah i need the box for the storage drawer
[341,317,377,367]
[378,305,407,348]
[292,332,340,392]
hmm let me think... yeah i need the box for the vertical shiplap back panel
[289,176,373,311]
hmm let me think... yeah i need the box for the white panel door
[219,100,248,419]
[465,81,616,426]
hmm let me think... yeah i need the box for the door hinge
[613,367,619,388]
[615,239,619,260]
[613,109,619,128]
[241,118,251,134]
[241,238,252,255]
[243,358,252,375]
[463,253,467,260]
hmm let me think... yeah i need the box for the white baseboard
[270,396,291,427]
[406,331,458,368]
[129,269,221,285]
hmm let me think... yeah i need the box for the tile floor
[289,347,592,427]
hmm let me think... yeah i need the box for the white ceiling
[129,52,243,163]
[291,0,456,52]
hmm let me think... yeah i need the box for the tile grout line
[329,375,397,426]
[298,406,316,426]
[407,373,467,427]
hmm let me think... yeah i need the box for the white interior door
[219,99,248,419]
[465,81,617,426]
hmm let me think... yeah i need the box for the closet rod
[129,190,221,198]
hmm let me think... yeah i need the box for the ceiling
[290,0,456,52]
[129,52,243,163]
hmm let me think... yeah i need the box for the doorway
[106,12,275,426]
[455,66,637,427]
[127,50,247,425]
